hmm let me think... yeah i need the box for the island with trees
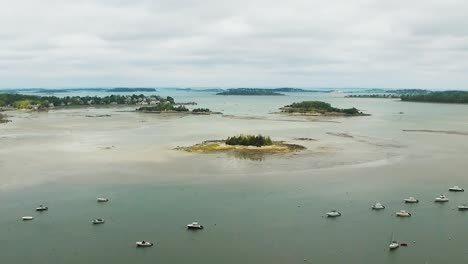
[105,88,156,92]
[279,101,367,116]
[176,134,305,155]
[400,91,468,104]
[345,89,431,99]
[0,93,177,110]
[137,104,217,114]
[345,94,401,99]
[216,88,285,96]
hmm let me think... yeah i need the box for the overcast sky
[1,0,467,89]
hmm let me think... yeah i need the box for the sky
[1,0,467,89]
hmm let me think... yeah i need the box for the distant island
[177,134,305,155]
[105,88,156,92]
[271,88,333,93]
[0,93,176,110]
[346,94,400,99]
[176,88,224,92]
[344,89,430,95]
[215,88,333,95]
[344,89,430,99]
[401,91,468,104]
[137,105,216,115]
[279,101,367,116]
[217,88,285,96]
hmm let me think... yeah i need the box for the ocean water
[1,90,468,263]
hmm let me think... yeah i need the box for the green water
[2,92,468,263]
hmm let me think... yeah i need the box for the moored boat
[449,186,464,192]
[389,232,399,250]
[396,210,411,217]
[404,197,419,203]
[187,222,204,229]
[326,210,342,217]
[92,218,105,224]
[435,195,449,203]
[136,241,154,247]
[458,205,468,211]
[372,203,385,210]
[22,216,34,221]
[36,205,48,211]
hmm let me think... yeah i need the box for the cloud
[1,0,468,88]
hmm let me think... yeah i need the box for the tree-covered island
[401,91,468,104]
[0,93,176,110]
[216,88,285,96]
[346,94,400,99]
[177,134,305,155]
[279,101,367,116]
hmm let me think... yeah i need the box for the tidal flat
[2,93,468,263]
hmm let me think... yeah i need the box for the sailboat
[389,232,400,250]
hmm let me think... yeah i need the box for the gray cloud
[1,0,468,88]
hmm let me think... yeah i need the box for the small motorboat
[97,198,109,202]
[435,195,449,203]
[449,186,464,192]
[396,210,411,217]
[372,203,385,210]
[22,216,34,221]
[187,222,204,229]
[136,241,154,247]
[92,219,105,224]
[36,205,48,211]
[404,197,419,203]
[458,205,468,211]
[326,210,342,217]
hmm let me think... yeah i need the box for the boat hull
[136,242,154,247]
[187,226,204,229]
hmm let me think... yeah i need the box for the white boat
[36,205,48,211]
[404,197,419,203]
[396,210,411,217]
[449,186,464,192]
[458,205,468,211]
[389,241,400,250]
[92,219,105,224]
[435,195,449,203]
[389,232,400,250]
[326,210,342,217]
[22,216,34,221]
[372,203,385,210]
[136,241,154,247]
[97,198,109,202]
[187,222,204,229]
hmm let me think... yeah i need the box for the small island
[105,88,156,92]
[137,104,216,115]
[401,91,468,104]
[177,134,305,155]
[216,88,285,96]
[279,101,367,116]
